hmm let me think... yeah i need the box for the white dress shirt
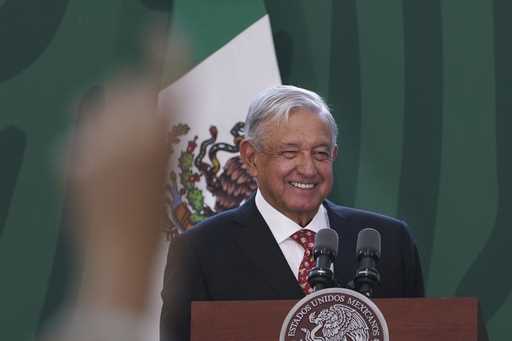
[255,190,331,279]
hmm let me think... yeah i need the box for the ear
[331,144,339,161]
[239,139,259,177]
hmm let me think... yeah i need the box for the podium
[191,298,488,340]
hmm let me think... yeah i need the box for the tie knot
[290,229,316,250]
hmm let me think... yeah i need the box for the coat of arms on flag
[164,122,257,241]
[157,14,281,242]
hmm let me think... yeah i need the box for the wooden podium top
[191,297,487,341]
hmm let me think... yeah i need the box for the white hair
[244,85,338,148]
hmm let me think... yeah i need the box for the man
[160,85,424,341]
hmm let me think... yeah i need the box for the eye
[280,150,298,159]
[313,150,331,161]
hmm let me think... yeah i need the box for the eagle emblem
[280,288,387,341]
[164,122,257,241]
[303,304,369,341]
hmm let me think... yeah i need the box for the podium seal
[280,288,389,341]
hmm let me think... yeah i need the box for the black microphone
[353,228,381,298]
[307,228,339,291]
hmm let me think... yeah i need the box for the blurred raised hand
[68,73,169,314]
[41,25,188,341]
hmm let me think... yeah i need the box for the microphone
[353,228,381,297]
[307,228,339,291]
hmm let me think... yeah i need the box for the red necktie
[290,229,316,295]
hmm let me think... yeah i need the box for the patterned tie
[290,229,316,294]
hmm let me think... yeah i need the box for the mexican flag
[144,2,281,338]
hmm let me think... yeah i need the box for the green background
[1,1,510,340]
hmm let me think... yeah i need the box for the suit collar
[232,196,304,298]
[233,197,350,234]
[230,197,353,297]
[323,199,351,226]
[323,200,356,286]
[255,190,330,243]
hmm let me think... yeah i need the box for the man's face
[241,109,337,225]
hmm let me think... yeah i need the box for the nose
[296,152,317,177]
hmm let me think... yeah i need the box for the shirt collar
[255,189,330,244]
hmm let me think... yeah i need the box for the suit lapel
[324,201,357,287]
[232,197,304,298]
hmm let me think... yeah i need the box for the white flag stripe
[143,15,281,340]
[159,15,281,209]
[159,14,281,134]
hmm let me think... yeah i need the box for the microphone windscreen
[315,228,339,255]
[356,228,381,258]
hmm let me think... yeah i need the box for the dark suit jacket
[160,197,424,341]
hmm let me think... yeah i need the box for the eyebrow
[278,143,332,150]
[313,144,331,149]
[278,143,300,149]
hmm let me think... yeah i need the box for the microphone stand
[352,249,381,298]
[307,247,337,291]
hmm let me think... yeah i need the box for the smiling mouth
[289,181,316,190]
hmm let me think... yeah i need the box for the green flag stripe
[171,0,266,70]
